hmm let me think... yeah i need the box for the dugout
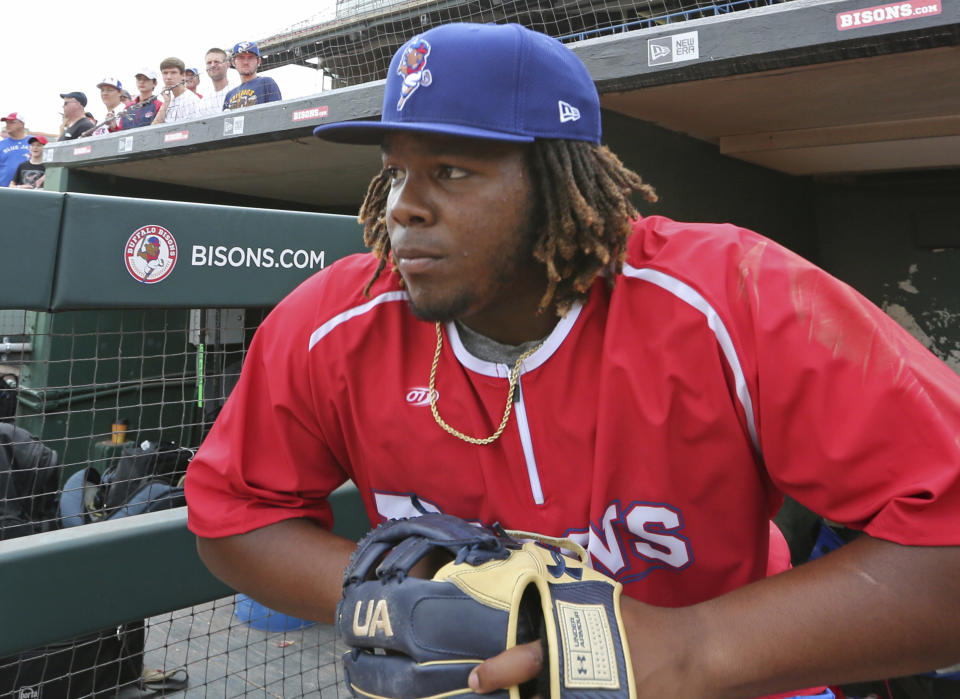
[0,0,958,690]
[0,187,365,480]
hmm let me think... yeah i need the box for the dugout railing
[0,187,370,692]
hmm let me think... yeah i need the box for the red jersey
[186,216,960,609]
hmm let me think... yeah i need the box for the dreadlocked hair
[356,139,657,312]
[528,139,657,315]
[357,169,392,297]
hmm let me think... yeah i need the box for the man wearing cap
[199,48,237,116]
[153,57,201,125]
[121,69,163,130]
[58,92,95,141]
[186,22,960,699]
[9,135,47,189]
[88,78,126,137]
[185,67,203,99]
[0,112,30,187]
[222,41,281,110]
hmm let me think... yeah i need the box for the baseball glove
[338,513,635,699]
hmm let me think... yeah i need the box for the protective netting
[1,596,345,697]
[0,307,354,697]
[256,0,795,88]
[0,308,266,539]
[141,598,343,698]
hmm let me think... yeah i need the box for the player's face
[382,131,547,343]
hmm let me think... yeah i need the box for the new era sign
[648,31,700,66]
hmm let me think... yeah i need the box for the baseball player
[185,23,960,699]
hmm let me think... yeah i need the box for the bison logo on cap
[396,38,432,110]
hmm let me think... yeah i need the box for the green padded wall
[0,189,64,310]
[52,193,365,310]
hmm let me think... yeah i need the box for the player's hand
[468,640,543,695]
[469,596,708,698]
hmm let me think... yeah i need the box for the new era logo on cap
[558,101,580,123]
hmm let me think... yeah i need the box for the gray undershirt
[454,321,545,367]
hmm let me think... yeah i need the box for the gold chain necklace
[429,322,544,445]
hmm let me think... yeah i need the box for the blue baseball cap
[60,91,88,107]
[313,23,601,145]
[232,41,261,58]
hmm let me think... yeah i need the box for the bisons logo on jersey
[124,225,178,284]
[396,38,431,110]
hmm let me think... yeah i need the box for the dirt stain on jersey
[787,260,913,387]
[737,241,767,305]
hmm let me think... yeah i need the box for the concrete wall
[601,110,818,260]
[815,170,960,373]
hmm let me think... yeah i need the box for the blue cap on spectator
[232,41,261,58]
[60,91,88,107]
[313,23,601,145]
[186,67,200,76]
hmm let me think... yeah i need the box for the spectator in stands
[9,135,47,189]
[153,57,202,124]
[199,48,236,116]
[0,112,30,188]
[121,69,163,130]
[223,41,282,110]
[58,92,95,141]
[185,67,203,98]
[89,77,126,137]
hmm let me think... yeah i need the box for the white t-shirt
[199,82,237,116]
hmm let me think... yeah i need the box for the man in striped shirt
[153,57,201,125]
